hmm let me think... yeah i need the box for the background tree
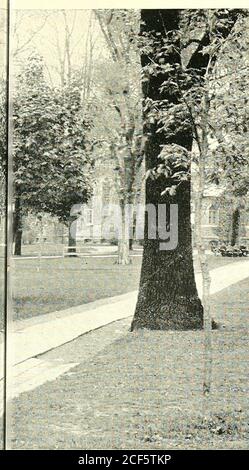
[12,54,93,255]
[94,9,144,264]
[208,21,249,247]
[191,13,248,394]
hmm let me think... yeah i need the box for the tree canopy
[13,54,93,224]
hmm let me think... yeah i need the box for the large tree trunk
[131,10,204,330]
[131,177,203,330]
[131,8,240,330]
[13,197,22,256]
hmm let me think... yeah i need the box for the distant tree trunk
[13,196,22,256]
[117,205,132,265]
[118,238,130,265]
[196,193,212,395]
[67,217,77,256]
[131,10,203,330]
[231,207,240,246]
[14,228,22,256]
[129,211,136,251]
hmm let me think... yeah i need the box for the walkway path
[0,259,248,411]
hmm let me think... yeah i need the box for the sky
[8,9,105,87]
[0,4,106,84]
[12,11,90,74]
[2,1,248,85]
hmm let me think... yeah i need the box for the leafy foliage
[13,54,93,223]
[140,9,249,197]
[208,19,249,195]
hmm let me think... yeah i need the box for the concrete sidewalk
[0,259,248,409]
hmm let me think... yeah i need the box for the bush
[109,238,118,246]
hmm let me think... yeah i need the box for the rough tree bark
[131,8,240,330]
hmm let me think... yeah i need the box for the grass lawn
[9,277,249,450]
[3,254,246,322]
[11,256,142,321]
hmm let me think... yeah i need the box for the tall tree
[12,55,93,255]
[208,18,249,248]
[131,9,244,331]
[94,10,144,264]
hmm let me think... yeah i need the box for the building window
[209,204,219,225]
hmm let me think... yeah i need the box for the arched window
[209,203,219,225]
